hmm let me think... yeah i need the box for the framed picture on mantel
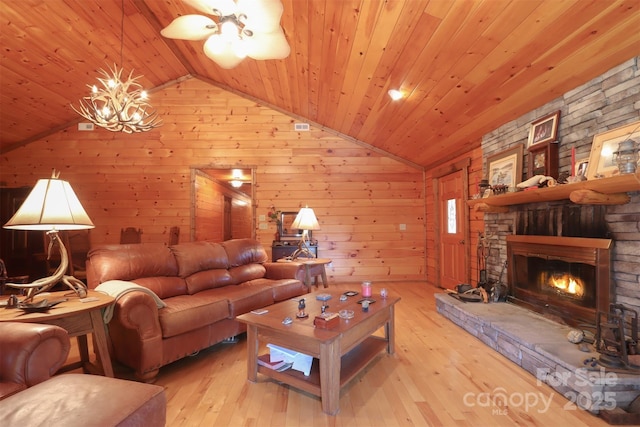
[527,111,560,147]
[487,144,523,188]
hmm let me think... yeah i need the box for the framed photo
[487,144,524,188]
[527,111,560,147]
[575,159,589,177]
[587,120,640,179]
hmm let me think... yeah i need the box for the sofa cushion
[270,279,309,302]
[133,277,187,300]
[222,238,268,267]
[88,243,183,298]
[185,269,233,294]
[158,294,230,338]
[203,280,276,317]
[228,263,267,285]
[171,241,228,278]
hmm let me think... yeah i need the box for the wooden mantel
[468,173,640,209]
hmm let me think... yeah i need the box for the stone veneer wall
[480,56,640,313]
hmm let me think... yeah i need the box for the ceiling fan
[161,0,290,69]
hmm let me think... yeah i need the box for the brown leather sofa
[0,322,166,426]
[86,238,308,382]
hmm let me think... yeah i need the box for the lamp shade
[291,207,320,231]
[3,177,94,231]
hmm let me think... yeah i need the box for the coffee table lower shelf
[257,336,387,397]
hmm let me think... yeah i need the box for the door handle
[459,240,465,244]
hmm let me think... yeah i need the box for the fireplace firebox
[506,235,613,327]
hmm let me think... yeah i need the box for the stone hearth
[435,294,640,416]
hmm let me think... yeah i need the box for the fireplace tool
[595,303,639,371]
[491,260,508,302]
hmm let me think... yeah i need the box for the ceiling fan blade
[236,0,284,33]
[245,28,290,60]
[161,15,217,40]
[183,0,237,16]
[203,36,246,69]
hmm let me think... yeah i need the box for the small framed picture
[486,144,524,188]
[587,120,640,179]
[575,160,589,177]
[527,111,561,147]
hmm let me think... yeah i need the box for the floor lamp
[3,171,95,302]
[290,206,320,260]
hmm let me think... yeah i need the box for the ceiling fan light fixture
[162,0,289,69]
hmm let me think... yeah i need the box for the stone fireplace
[506,235,613,327]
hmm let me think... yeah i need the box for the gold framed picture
[486,144,524,188]
[587,120,640,179]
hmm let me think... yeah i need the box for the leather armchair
[0,322,70,400]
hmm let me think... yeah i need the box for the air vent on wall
[294,123,310,131]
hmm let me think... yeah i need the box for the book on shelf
[258,354,292,372]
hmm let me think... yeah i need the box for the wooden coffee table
[237,287,400,415]
[0,290,115,377]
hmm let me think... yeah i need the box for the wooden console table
[0,290,115,377]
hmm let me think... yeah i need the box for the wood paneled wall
[0,78,427,284]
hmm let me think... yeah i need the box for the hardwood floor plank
[64,282,618,426]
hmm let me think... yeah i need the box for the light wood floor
[70,282,621,426]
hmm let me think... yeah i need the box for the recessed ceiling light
[388,89,403,101]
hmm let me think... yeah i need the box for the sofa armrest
[0,322,70,393]
[263,261,306,282]
[108,292,163,380]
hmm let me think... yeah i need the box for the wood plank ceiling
[1,0,639,169]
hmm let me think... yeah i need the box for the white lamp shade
[291,207,320,231]
[4,178,94,231]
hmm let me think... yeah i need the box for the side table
[279,258,332,288]
[0,290,115,377]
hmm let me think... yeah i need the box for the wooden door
[435,165,470,290]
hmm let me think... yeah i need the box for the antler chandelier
[161,0,290,69]
[72,65,162,133]
[72,0,162,133]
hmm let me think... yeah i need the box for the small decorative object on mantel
[613,138,639,174]
[516,174,557,190]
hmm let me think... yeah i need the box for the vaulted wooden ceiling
[2,0,639,169]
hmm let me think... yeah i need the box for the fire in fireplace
[506,235,612,327]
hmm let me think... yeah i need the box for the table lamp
[290,206,320,260]
[3,171,94,301]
